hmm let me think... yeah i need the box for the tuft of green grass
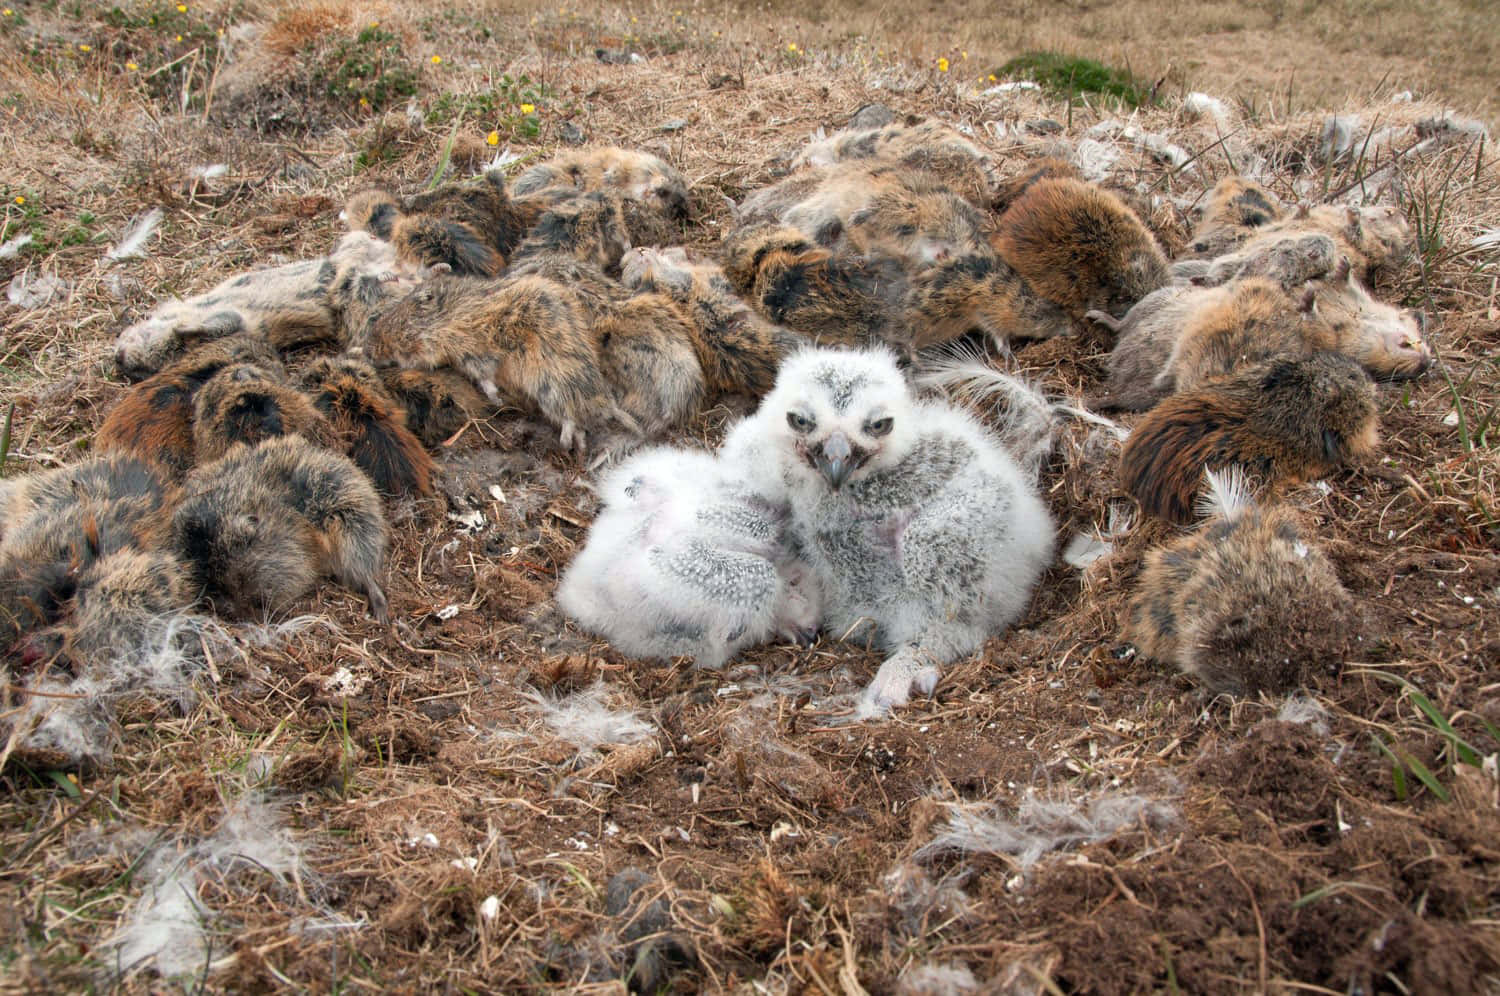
[997,51,1154,107]
[1367,671,1500,803]
[316,25,419,111]
[426,74,552,140]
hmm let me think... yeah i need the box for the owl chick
[557,445,820,671]
[726,347,1055,710]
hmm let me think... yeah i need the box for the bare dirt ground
[1,1,1498,993]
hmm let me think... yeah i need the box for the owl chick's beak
[815,430,855,490]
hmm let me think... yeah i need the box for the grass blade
[1401,752,1451,802]
[0,400,13,477]
[1372,736,1409,801]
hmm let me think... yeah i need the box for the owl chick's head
[759,346,915,490]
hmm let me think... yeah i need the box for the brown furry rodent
[511,191,632,272]
[505,252,705,434]
[1172,231,1339,290]
[621,246,805,398]
[904,252,1072,349]
[301,356,436,497]
[379,368,488,449]
[365,273,638,453]
[843,185,993,266]
[96,335,285,478]
[619,195,684,249]
[721,226,904,347]
[192,363,341,464]
[790,120,1001,206]
[391,215,505,277]
[1096,255,1430,411]
[1252,202,1412,283]
[1187,188,1412,282]
[722,223,1069,354]
[1127,470,1356,694]
[1120,351,1380,523]
[113,231,392,379]
[510,147,689,219]
[593,292,706,435]
[1,453,175,548]
[0,455,177,643]
[1165,272,1429,390]
[172,435,389,621]
[992,177,1171,325]
[62,548,193,663]
[344,170,529,276]
[1162,278,1343,393]
[990,157,1083,213]
[1185,176,1287,258]
[735,164,989,265]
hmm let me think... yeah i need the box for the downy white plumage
[723,346,1055,710]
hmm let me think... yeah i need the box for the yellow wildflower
[786,42,798,53]
[431,55,442,64]
[2,9,12,15]
[937,57,949,72]
[358,97,369,107]
[14,195,24,205]
[520,103,535,114]
[487,131,500,145]
[988,73,997,82]
[176,3,186,10]
[174,34,182,41]
[79,43,91,52]
[126,61,138,70]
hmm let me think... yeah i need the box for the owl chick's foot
[862,646,941,711]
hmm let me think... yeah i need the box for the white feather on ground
[1194,466,1255,523]
[914,790,1177,868]
[896,962,981,996]
[522,681,653,754]
[13,612,226,765]
[7,613,321,766]
[110,794,307,979]
[7,269,67,308]
[1277,694,1332,735]
[0,233,32,259]
[105,207,163,261]
[882,862,974,936]
[1061,501,1137,569]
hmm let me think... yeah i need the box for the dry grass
[1,0,1498,992]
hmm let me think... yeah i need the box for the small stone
[560,121,586,145]
[1025,118,1063,135]
[658,118,689,133]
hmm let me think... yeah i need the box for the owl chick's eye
[786,411,814,433]
[866,416,894,437]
